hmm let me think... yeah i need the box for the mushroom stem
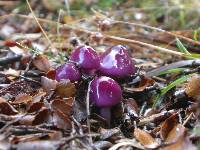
[100,107,111,127]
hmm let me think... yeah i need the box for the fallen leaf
[94,141,113,150]
[27,102,44,113]
[185,75,200,101]
[99,127,121,140]
[52,109,71,130]
[0,97,18,115]
[41,76,57,93]
[46,69,56,80]
[134,128,159,149]
[33,54,51,72]
[32,108,52,125]
[124,77,155,92]
[163,131,196,150]
[12,93,33,104]
[51,99,72,116]
[32,91,46,103]
[55,80,76,98]
[165,124,186,143]
[160,113,179,140]
[123,98,139,118]
[17,141,60,150]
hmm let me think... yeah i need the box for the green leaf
[153,73,194,108]
[176,38,190,55]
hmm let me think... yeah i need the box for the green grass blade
[153,73,194,108]
[176,38,191,55]
[158,68,186,76]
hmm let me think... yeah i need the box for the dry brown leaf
[27,102,44,113]
[52,109,72,130]
[123,98,139,118]
[32,108,52,125]
[46,69,56,80]
[185,75,200,101]
[55,80,76,98]
[134,128,159,149]
[65,97,75,106]
[12,93,33,104]
[165,124,186,143]
[32,91,46,102]
[160,113,179,140]
[0,97,18,115]
[99,127,121,140]
[124,77,155,92]
[163,132,196,150]
[33,54,51,72]
[17,141,60,150]
[41,76,57,93]
[51,99,72,116]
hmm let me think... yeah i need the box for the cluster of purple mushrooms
[55,45,136,124]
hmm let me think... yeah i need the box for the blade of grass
[194,27,200,41]
[176,38,190,55]
[158,68,186,76]
[153,73,194,108]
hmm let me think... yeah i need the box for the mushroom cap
[70,45,100,70]
[55,63,81,82]
[99,45,136,78]
[89,76,122,107]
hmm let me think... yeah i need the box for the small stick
[25,0,53,49]
[0,13,186,57]
[183,112,194,126]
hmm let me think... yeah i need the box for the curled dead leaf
[134,128,159,149]
[52,109,72,130]
[99,127,121,140]
[12,93,33,104]
[33,54,51,72]
[41,76,57,93]
[46,69,56,80]
[160,113,179,140]
[27,102,44,113]
[163,131,196,150]
[17,141,60,150]
[51,99,72,116]
[55,80,76,98]
[124,77,155,92]
[0,97,18,115]
[185,75,200,101]
[123,98,139,118]
[165,124,186,143]
[32,108,52,125]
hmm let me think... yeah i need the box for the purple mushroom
[70,45,100,76]
[99,45,136,78]
[55,63,81,82]
[89,76,122,125]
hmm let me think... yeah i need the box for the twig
[86,81,92,143]
[92,10,200,45]
[183,112,194,126]
[112,20,200,46]
[138,110,175,126]
[0,13,186,57]
[25,0,53,49]
[0,55,22,66]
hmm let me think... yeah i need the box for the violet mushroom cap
[55,63,81,82]
[70,45,100,75]
[90,76,122,107]
[89,76,122,125]
[99,45,136,78]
